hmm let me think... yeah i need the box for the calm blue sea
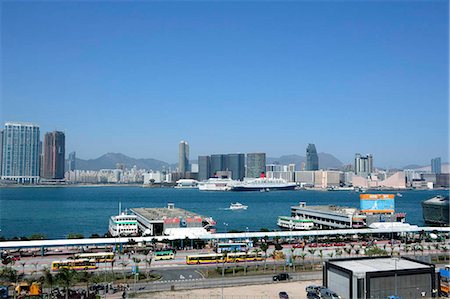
[0,187,446,239]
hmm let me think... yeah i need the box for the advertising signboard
[360,194,395,213]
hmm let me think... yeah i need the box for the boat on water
[230,176,296,192]
[422,195,449,226]
[174,179,199,189]
[109,212,139,237]
[396,192,403,197]
[327,186,355,191]
[277,216,314,230]
[198,178,235,191]
[229,202,248,210]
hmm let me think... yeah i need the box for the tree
[364,246,387,257]
[67,233,84,239]
[77,269,93,295]
[318,249,324,265]
[120,261,129,282]
[260,243,269,273]
[29,234,46,240]
[145,257,153,279]
[41,267,54,295]
[0,267,18,283]
[20,262,26,275]
[298,253,307,270]
[31,262,39,276]
[55,268,77,299]
[307,249,316,266]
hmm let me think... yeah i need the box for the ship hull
[231,185,296,192]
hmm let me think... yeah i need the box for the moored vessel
[229,202,248,210]
[277,216,314,230]
[230,177,296,192]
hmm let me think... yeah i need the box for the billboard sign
[360,194,395,213]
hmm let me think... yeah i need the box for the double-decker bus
[154,250,175,261]
[440,265,450,297]
[186,251,263,265]
[51,259,98,271]
[73,252,115,263]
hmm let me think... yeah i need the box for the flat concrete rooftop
[131,207,204,221]
[293,204,359,215]
[330,258,431,275]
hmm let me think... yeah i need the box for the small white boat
[229,202,248,210]
[396,193,403,197]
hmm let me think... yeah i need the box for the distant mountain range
[75,153,171,171]
[74,152,344,171]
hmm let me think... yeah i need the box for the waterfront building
[67,151,76,171]
[352,171,406,189]
[227,153,245,180]
[436,173,450,188]
[109,213,138,237]
[1,122,40,183]
[42,131,65,180]
[198,155,211,181]
[143,171,164,184]
[431,157,442,174]
[305,143,319,171]
[266,171,294,182]
[246,152,266,178]
[314,170,341,188]
[210,154,226,177]
[294,171,315,186]
[354,153,373,176]
[422,195,449,226]
[178,141,189,175]
[131,203,216,236]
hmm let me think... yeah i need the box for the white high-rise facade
[1,122,40,183]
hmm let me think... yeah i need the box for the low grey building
[324,257,436,299]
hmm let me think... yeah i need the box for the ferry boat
[230,177,296,192]
[277,216,314,230]
[174,179,199,189]
[198,178,235,191]
[229,202,248,210]
[109,212,139,237]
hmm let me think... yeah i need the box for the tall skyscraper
[354,153,373,176]
[210,154,226,177]
[246,153,266,178]
[42,131,66,179]
[68,151,76,171]
[198,155,211,181]
[1,122,40,183]
[178,141,189,174]
[431,157,441,174]
[227,153,245,180]
[305,144,319,171]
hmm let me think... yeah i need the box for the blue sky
[1,1,448,167]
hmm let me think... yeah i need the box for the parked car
[279,291,289,299]
[305,285,323,294]
[306,292,320,299]
[273,273,291,281]
[320,288,341,299]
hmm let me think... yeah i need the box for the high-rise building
[227,153,245,180]
[431,157,441,174]
[246,153,266,178]
[42,131,65,179]
[354,153,373,176]
[1,122,40,183]
[210,154,226,177]
[178,141,189,174]
[198,155,211,181]
[305,144,319,171]
[68,151,76,171]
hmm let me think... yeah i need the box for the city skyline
[1,1,448,167]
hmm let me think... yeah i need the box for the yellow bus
[154,250,175,261]
[74,252,115,263]
[226,252,263,263]
[186,253,224,265]
[51,259,98,271]
[186,252,263,265]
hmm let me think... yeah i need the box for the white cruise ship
[230,177,296,192]
[198,178,235,191]
[277,216,314,230]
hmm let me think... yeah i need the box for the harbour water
[0,187,446,239]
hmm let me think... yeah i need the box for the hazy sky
[1,1,448,167]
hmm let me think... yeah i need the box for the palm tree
[291,249,298,272]
[120,261,129,282]
[307,249,316,267]
[20,262,26,275]
[41,267,54,296]
[327,252,334,259]
[231,249,238,276]
[335,249,343,258]
[253,248,261,272]
[144,257,153,279]
[298,253,307,271]
[78,269,93,296]
[260,243,269,273]
[318,249,324,265]
[31,262,39,276]
[55,268,77,299]
[243,249,249,275]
